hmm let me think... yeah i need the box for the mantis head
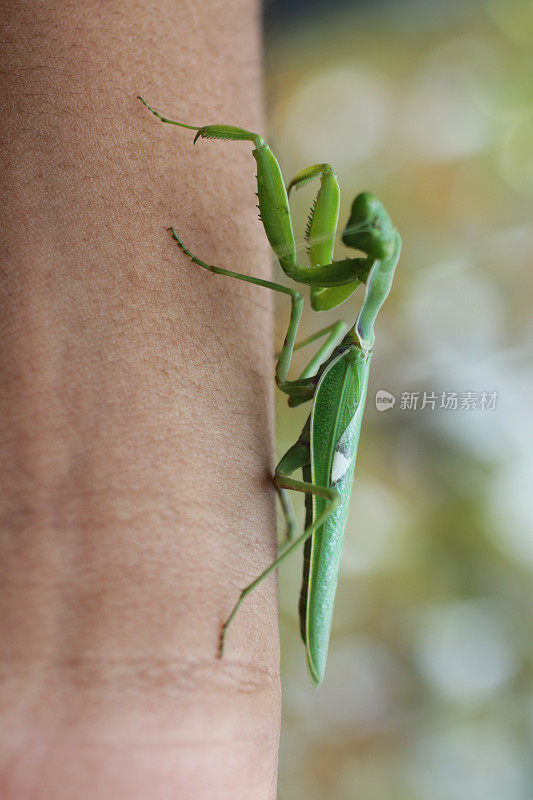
[342,192,396,260]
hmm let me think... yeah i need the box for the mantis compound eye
[342,191,396,260]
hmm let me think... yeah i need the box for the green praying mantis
[139,96,401,686]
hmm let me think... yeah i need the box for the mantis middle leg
[169,229,345,404]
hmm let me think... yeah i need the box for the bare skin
[0,2,280,798]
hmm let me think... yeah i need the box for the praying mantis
[139,96,401,686]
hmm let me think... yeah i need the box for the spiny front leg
[138,96,263,145]
[281,191,399,315]
[140,98,401,328]
[287,163,340,270]
[139,99,388,314]
[138,97,297,272]
[287,163,360,311]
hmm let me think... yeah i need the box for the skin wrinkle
[2,652,280,702]
[1,2,280,798]
[4,654,280,692]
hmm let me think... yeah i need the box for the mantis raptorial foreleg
[139,97,388,320]
[220,470,339,656]
[287,163,369,311]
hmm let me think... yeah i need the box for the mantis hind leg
[274,420,311,543]
[219,468,339,657]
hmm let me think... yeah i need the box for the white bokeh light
[409,720,529,800]
[486,456,533,566]
[343,480,412,574]
[411,599,519,703]
[288,638,402,735]
[401,61,494,161]
[279,64,391,169]
[405,259,504,365]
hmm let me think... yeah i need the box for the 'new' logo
[375,390,395,411]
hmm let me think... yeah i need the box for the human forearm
[0,2,279,797]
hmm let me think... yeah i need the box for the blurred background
[262,1,533,797]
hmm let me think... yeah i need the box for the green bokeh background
[263,1,533,797]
